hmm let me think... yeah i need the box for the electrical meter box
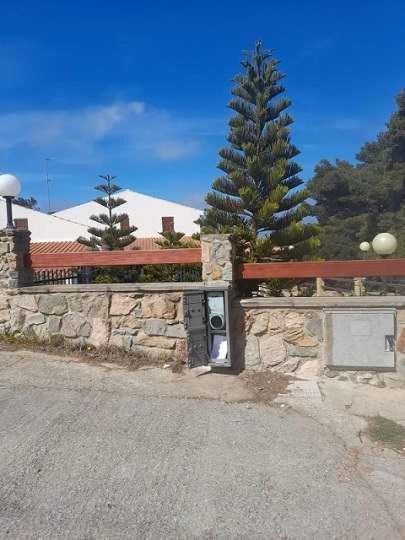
[183,288,232,368]
[325,309,396,370]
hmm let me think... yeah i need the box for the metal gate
[183,291,208,368]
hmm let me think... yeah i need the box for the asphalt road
[0,351,403,539]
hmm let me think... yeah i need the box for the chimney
[14,218,29,230]
[162,216,174,233]
[120,215,130,231]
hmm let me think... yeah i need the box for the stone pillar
[353,277,366,297]
[315,277,325,296]
[201,234,236,283]
[0,229,33,290]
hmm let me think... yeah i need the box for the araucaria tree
[78,174,137,250]
[155,231,197,249]
[199,41,318,261]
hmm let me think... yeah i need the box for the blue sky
[0,0,404,211]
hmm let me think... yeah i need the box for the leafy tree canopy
[309,89,405,259]
[14,196,39,210]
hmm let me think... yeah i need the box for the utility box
[184,288,232,368]
[325,309,396,370]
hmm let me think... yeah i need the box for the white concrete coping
[16,281,231,295]
[240,296,405,309]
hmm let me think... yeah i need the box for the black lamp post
[0,174,22,231]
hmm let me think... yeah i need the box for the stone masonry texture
[201,234,235,282]
[240,297,405,386]
[0,230,33,289]
[2,289,187,363]
[1,229,405,383]
[242,308,323,373]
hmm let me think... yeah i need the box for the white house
[0,190,202,252]
[54,189,202,237]
[0,198,88,242]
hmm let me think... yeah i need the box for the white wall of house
[54,189,202,237]
[0,199,88,242]
[0,189,202,243]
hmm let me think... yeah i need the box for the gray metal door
[326,309,395,370]
[183,291,208,368]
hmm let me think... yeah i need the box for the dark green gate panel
[183,291,208,368]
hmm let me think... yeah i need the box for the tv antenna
[45,158,52,213]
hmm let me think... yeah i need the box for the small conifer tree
[155,230,197,249]
[155,231,186,249]
[77,174,137,250]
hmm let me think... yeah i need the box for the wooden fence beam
[27,249,405,280]
[28,248,202,269]
[241,259,405,279]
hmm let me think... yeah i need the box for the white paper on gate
[208,295,224,313]
[211,335,228,360]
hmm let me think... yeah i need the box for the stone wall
[0,230,237,366]
[391,307,405,385]
[240,296,405,385]
[201,234,235,282]
[242,306,322,373]
[241,309,323,372]
[0,230,32,289]
[0,284,204,362]
[1,227,405,382]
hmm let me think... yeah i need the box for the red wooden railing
[27,248,405,280]
[241,259,405,279]
[28,248,202,269]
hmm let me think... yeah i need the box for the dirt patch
[0,336,292,403]
[76,347,169,371]
[0,334,175,372]
[242,371,292,404]
[170,358,185,373]
[366,415,405,455]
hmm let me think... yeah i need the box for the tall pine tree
[309,89,405,259]
[78,174,137,250]
[199,41,318,261]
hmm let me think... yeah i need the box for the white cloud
[0,100,203,164]
[154,140,200,160]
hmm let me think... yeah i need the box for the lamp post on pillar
[359,233,398,259]
[0,174,21,231]
[359,241,371,256]
[0,174,33,288]
[371,233,398,258]
[358,233,398,295]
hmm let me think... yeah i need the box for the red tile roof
[30,237,198,255]
[30,241,88,254]
[133,238,161,250]
[30,238,164,254]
